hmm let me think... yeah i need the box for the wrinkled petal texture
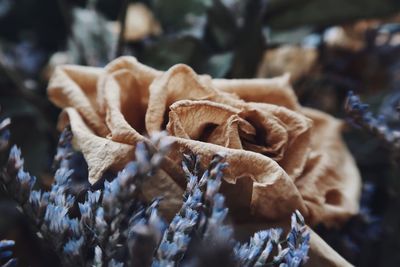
[48,56,361,227]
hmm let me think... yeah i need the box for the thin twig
[56,0,73,36]
[115,0,129,58]
[56,0,89,65]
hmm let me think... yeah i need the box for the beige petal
[307,229,353,267]
[58,108,183,219]
[245,103,313,179]
[48,65,109,136]
[167,100,247,150]
[167,99,240,141]
[146,64,217,133]
[58,108,135,184]
[101,69,149,144]
[166,136,308,221]
[167,99,309,168]
[238,108,289,160]
[212,74,299,110]
[98,56,161,116]
[208,116,253,149]
[297,108,361,226]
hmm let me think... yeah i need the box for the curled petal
[47,56,361,227]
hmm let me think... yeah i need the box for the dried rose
[48,56,360,227]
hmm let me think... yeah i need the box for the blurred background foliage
[1,0,400,266]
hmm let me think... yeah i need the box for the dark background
[1,0,400,266]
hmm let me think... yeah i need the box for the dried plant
[0,240,16,267]
[0,118,309,267]
[345,91,400,161]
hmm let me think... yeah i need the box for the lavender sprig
[1,146,36,207]
[345,91,400,156]
[155,153,310,267]
[0,240,17,267]
[282,211,310,267]
[235,212,309,267]
[0,118,10,153]
[53,126,74,170]
[94,133,172,266]
[126,199,166,267]
[153,153,229,266]
[0,125,310,267]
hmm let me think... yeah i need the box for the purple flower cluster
[345,91,400,161]
[0,118,309,267]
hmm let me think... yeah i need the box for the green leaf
[139,36,207,71]
[151,0,212,31]
[230,0,266,78]
[266,0,400,29]
[205,0,238,50]
[70,7,117,66]
[201,52,233,78]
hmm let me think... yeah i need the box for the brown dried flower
[48,56,360,227]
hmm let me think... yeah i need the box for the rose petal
[212,74,299,110]
[58,108,183,219]
[98,56,161,116]
[102,69,148,143]
[167,99,241,144]
[166,136,308,220]
[308,228,353,266]
[48,65,109,136]
[296,108,361,226]
[146,64,217,133]
[238,108,289,160]
[245,103,312,179]
[58,108,135,184]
